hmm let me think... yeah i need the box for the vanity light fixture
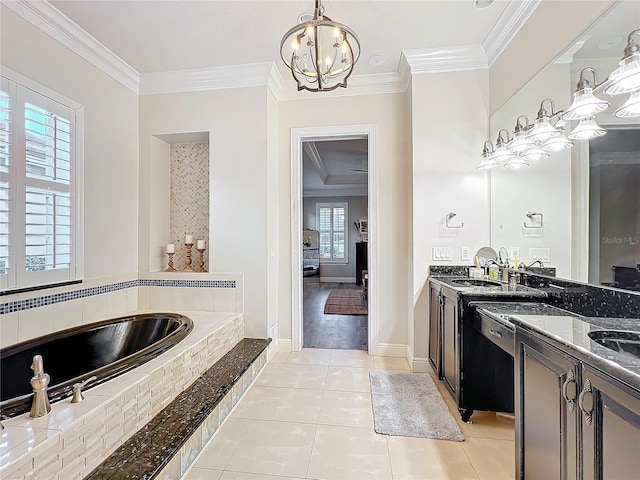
[603,30,640,96]
[508,115,534,153]
[492,129,516,163]
[476,141,499,169]
[280,0,361,92]
[521,145,550,162]
[542,126,573,152]
[615,89,640,117]
[567,115,607,140]
[504,155,529,170]
[563,67,610,121]
[527,98,562,143]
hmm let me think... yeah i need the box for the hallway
[303,281,368,350]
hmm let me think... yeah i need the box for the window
[316,202,348,263]
[0,74,80,291]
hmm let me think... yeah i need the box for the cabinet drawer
[476,313,514,356]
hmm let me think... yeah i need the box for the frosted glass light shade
[509,131,533,153]
[542,134,573,152]
[563,87,610,121]
[477,156,499,169]
[615,89,640,117]
[604,53,640,96]
[492,145,514,163]
[567,116,607,140]
[504,156,529,170]
[527,116,560,143]
[522,145,550,161]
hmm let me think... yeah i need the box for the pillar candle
[197,240,205,250]
[185,234,193,244]
[166,243,175,254]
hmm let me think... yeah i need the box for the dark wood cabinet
[515,330,580,480]
[515,329,640,480]
[442,290,459,397]
[428,282,442,377]
[355,242,367,285]
[580,365,640,480]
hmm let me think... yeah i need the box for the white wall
[0,5,140,282]
[489,62,572,278]
[411,69,492,363]
[148,137,171,272]
[139,87,272,337]
[303,195,368,280]
[278,93,411,350]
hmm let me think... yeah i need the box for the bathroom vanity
[427,274,546,421]
[429,267,640,479]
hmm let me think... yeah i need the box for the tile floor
[184,349,515,480]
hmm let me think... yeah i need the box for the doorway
[302,139,369,350]
[291,125,378,354]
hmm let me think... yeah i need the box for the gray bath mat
[369,371,464,441]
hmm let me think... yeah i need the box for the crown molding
[403,44,489,74]
[4,0,139,93]
[483,0,541,66]
[554,37,590,65]
[139,62,274,95]
[271,70,408,101]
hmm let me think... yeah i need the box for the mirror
[489,1,640,291]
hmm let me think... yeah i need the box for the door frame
[291,124,378,354]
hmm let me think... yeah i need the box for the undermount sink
[588,330,640,359]
[449,278,502,287]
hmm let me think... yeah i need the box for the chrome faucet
[71,376,96,403]
[519,259,545,268]
[29,355,51,418]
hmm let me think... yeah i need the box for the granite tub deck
[85,337,271,480]
[0,311,245,480]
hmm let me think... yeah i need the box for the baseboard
[320,277,356,283]
[411,357,433,373]
[277,339,292,353]
[376,343,408,358]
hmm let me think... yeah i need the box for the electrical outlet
[461,246,471,262]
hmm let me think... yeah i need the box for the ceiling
[49,0,510,78]
[303,138,368,196]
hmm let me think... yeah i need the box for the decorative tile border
[0,279,236,315]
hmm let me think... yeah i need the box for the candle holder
[165,252,176,272]
[183,243,195,272]
[196,248,207,272]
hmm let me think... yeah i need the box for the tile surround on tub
[0,311,245,480]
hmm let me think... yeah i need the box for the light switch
[529,248,551,262]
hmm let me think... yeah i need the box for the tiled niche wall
[170,142,210,270]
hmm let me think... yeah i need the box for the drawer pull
[561,369,577,412]
[489,328,503,338]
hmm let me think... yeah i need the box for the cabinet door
[442,293,458,396]
[428,285,442,377]
[579,365,640,480]
[515,332,580,480]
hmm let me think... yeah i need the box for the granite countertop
[430,276,548,299]
[472,302,580,329]
[509,314,640,392]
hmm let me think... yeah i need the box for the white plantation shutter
[1,74,79,290]
[316,202,348,263]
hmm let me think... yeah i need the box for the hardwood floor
[303,280,368,350]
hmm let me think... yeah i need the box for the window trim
[1,67,84,291]
[316,201,348,265]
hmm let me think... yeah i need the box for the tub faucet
[29,355,51,418]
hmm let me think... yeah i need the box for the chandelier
[280,0,361,92]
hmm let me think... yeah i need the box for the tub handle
[71,376,97,403]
